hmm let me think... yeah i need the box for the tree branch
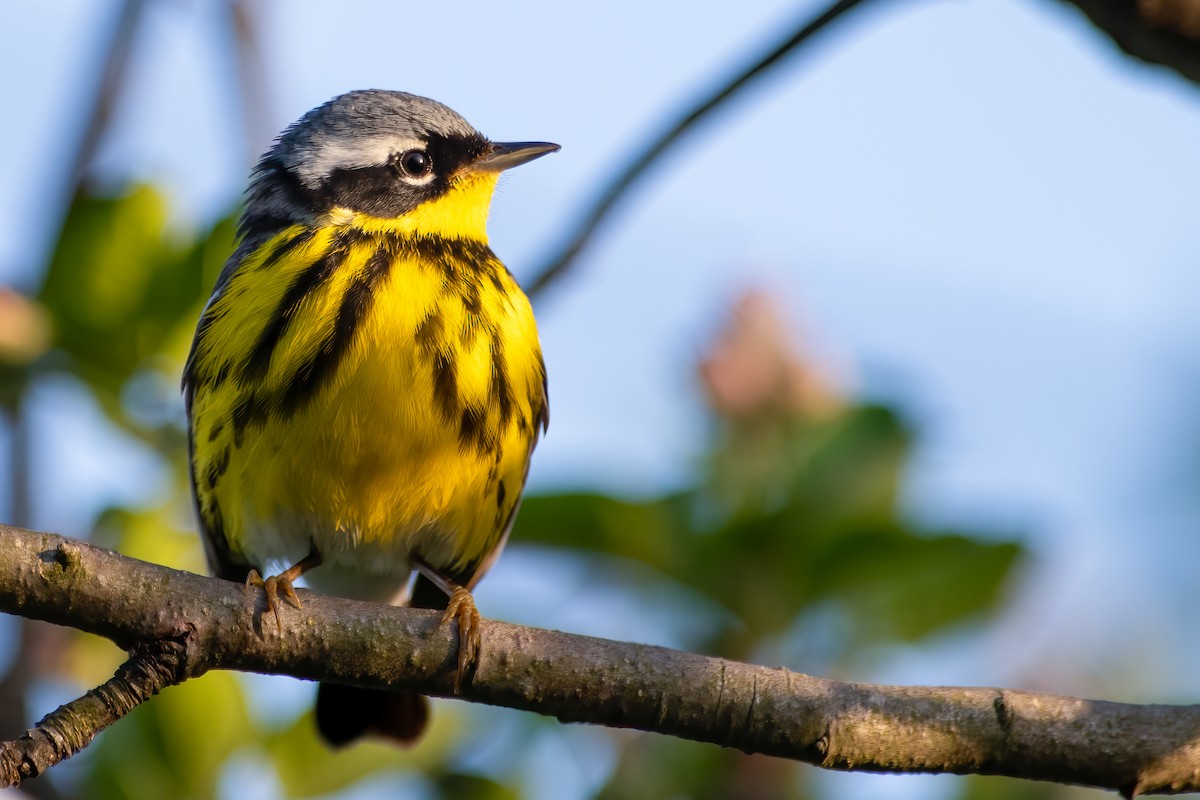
[0,638,186,785]
[0,523,1198,796]
[1055,0,1200,86]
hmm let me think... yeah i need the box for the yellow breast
[187,214,547,586]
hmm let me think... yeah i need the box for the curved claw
[441,587,481,693]
[246,568,304,634]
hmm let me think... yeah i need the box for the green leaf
[433,771,520,800]
[958,773,1060,800]
[515,403,1023,651]
[787,404,912,525]
[810,526,1024,641]
[595,735,805,800]
[37,185,234,434]
[513,491,690,571]
[40,186,174,390]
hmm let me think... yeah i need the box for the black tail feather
[315,683,429,747]
[315,573,453,747]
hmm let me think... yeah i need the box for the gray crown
[272,90,480,189]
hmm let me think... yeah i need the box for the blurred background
[2,0,1199,798]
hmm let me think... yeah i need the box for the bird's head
[240,90,558,242]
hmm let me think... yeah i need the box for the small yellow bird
[183,90,555,746]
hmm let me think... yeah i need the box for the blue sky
[3,0,1200,796]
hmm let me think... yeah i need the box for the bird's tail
[313,573,448,747]
[315,683,428,746]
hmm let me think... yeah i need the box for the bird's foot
[246,569,304,633]
[440,586,480,693]
[243,550,323,634]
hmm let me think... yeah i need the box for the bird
[183,90,555,747]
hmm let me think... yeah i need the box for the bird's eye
[395,150,432,179]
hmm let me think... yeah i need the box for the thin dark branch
[1054,0,1200,85]
[525,0,876,298]
[23,0,147,287]
[64,0,146,193]
[226,0,273,166]
[0,640,187,786]
[1,524,1199,795]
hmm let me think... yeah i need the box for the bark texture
[0,523,1198,795]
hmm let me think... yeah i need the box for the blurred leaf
[37,185,234,440]
[433,771,520,800]
[0,290,52,411]
[0,364,28,412]
[513,491,690,571]
[84,672,252,800]
[785,404,911,527]
[264,702,461,798]
[958,773,1061,800]
[93,500,205,575]
[809,526,1024,641]
[61,633,126,690]
[0,289,52,365]
[596,736,804,800]
[518,402,1022,654]
[40,186,175,390]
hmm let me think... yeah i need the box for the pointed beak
[472,141,560,173]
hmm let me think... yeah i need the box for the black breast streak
[189,227,317,398]
[486,265,508,296]
[188,245,298,424]
[256,227,318,273]
[277,237,397,418]
[240,228,363,386]
[404,236,495,285]
[197,503,257,583]
[417,305,459,425]
[489,330,514,426]
[452,248,521,455]
[408,236,510,442]
[230,391,271,447]
[415,306,445,350]
[225,230,393,442]
[204,445,231,491]
[534,352,550,432]
[208,360,231,393]
[457,279,483,349]
[187,303,229,395]
[461,280,482,315]
[458,404,494,454]
[459,310,481,351]
[225,228,526,458]
[433,352,459,425]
